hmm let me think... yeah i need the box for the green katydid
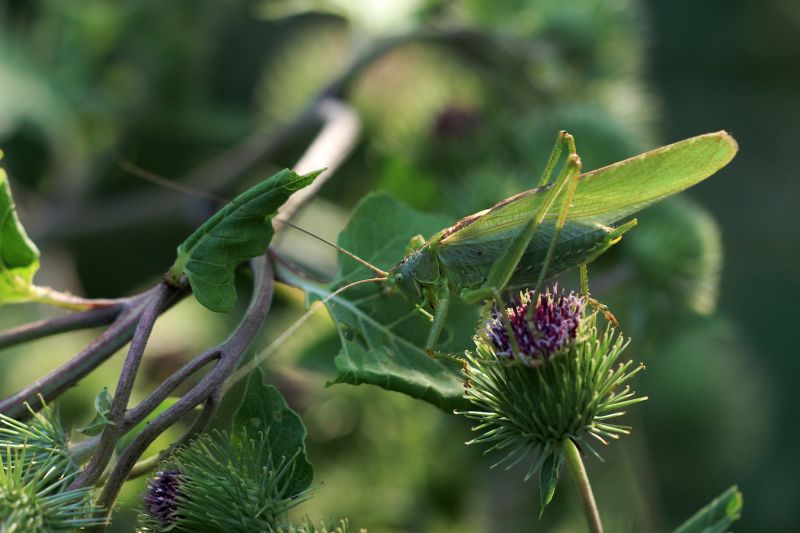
[331,130,738,354]
[124,129,737,358]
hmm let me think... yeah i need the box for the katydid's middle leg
[578,263,619,326]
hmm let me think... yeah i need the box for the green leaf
[283,193,478,411]
[234,368,313,496]
[673,486,743,533]
[78,387,114,436]
[0,162,41,305]
[170,168,320,313]
[539,446,564,517]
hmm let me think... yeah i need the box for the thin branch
[96,256,274,511]
[67,350,220,464]
[0,304,124,351]
[70,283,176,489]
[102,395,220,488]
[0,285,188,420]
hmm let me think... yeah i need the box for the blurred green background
[0,0,796,531]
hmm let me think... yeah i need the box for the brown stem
[70,283,175,489]
[95,256,274,513]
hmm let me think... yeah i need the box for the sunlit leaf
[0,163,41,305]
[169,169,320,313]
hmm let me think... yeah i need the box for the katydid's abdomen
[436,221,622,293]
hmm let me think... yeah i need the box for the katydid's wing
[440,131,737,246]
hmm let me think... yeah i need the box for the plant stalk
[565,439,603,533]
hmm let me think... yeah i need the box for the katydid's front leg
[425,282,451,353]
[460,135,581,305]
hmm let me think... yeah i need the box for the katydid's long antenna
[115,153,229,204]
[278,220,389,278]
[114,154,389,278]
[227,275,386,387]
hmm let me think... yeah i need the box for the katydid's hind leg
[579,263,619,326]
[532,152,581,296]
[429,350,468,367]
[537,131,577,187]
[588,296,619,326]
[461,147,581,307]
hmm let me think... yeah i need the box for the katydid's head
[387,247,439,303]
[388,257,423,302]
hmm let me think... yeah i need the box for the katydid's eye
[395,273,404,283]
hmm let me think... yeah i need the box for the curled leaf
[169,169,320,312]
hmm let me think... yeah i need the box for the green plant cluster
[0,0,761,531]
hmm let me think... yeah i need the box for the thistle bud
[0,446,104,530]
[143,470,183,527]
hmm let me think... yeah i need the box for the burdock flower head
[485,286,585,364]
[462,285,646,512]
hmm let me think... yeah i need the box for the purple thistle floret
[144,469,183,525]
[485,286,585,364]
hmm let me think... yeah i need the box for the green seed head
[139,429,315,533]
